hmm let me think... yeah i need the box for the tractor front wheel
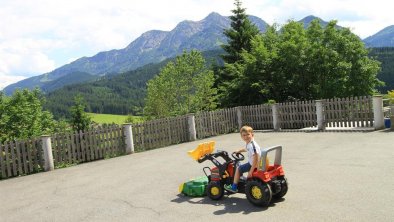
[207,181,224,200]
[245,180,272,207]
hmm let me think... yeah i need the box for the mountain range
[364,25,394,47]
[3,12,267,95]
[3,12,394,95]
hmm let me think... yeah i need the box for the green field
[88,113,144,125]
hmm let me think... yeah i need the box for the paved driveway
[1,131,393,222]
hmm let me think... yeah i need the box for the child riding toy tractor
[182,141,288,207]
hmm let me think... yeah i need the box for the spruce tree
[217,0,260,107]
[222,0,260,64]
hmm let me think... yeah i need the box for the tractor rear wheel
[245,180,272,207]
[207,181,224,200]
[273,176,288,199]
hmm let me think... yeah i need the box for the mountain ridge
[364,25,394,47]
[4,12,394,95]
[4,12,265,95]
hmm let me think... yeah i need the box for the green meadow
[88,113,144,125]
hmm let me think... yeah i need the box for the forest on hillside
[44,60,165,118]
[369,47,394,93]
[44,50,223,119]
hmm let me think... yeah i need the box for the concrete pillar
[316,100,325,130]
[373,95,384,130]
[41,135,54,171]
[272,104,280,131]
[187,114,197,141]
[123,124,134,154]
[236,107,242,130]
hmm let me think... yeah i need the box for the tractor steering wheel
[231,152,245,161]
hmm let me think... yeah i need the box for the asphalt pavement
[1,130,393,222]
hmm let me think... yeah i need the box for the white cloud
[1,0,394,89]
[0,72,26,90]
[0,38,56,77]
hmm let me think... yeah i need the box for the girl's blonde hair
[240,125,253,134]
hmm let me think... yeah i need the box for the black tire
[245,180,272,207]
[273,176,288,199]
[207,181,224,200]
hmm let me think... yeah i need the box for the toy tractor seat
[260,145,282,172]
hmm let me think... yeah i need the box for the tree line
[144,0,382,117]
[368,47,394,93]
[215,0,381,108]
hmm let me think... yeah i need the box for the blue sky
[1,0,393,89]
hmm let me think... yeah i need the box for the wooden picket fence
[240,104,273,130]
[0,95,380,180]
[0,138,43,179]
[323,96,373,127]
[278,100,317,129]
[132,116,189,151]
[195,108,238,139]
[51,126,125,167]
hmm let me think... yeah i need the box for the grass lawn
[87,113,144,125]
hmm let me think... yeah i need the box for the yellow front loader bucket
[188,141,215,161]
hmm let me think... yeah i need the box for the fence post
[272,104,280,131]
[187,114,197,141]
[391,116,394,130]
[373,95,384,130]
[316,100,325,130]
[41,135,54,171]
[236,107,242,130]
[123,124,134,154]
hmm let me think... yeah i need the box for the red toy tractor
[190,143,288,207]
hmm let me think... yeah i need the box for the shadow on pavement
[377,129,393,133]
[171,194,285,215]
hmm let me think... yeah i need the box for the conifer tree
[222,0,260,64]
[218,0,260,107]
